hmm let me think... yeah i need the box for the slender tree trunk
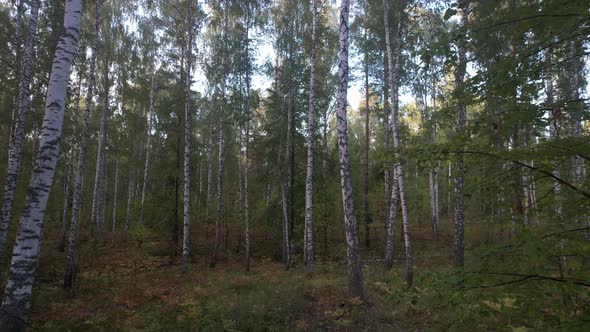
[304,0,317,277]
[281,153,291,271]
[453,6,468,268]
[237,130,243,253]
[430,82,439,237]
[182,0,193,273]
[244,92,251,273]
[0,0,82,327]
[59,158,73,252]
[139,73,156,231]
[92,53,110,249]
[363,8,371,250]
[10,0,24,129]
[383,52,391,228]
[545,51,561,216]
[211,92,225,268]
[336,0,363,298]
[211,0,228,268]
[65,0,102,289]
[244,16,252,272]
[111,157,119,247]
[124,145,135,245]
[385,167,399,270]
[384,0,413,285]
[0,0,41,256]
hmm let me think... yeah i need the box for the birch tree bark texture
[64,0,103,290]
[336,0,363,299]
[0,0,42,257]
[0,0,83,328]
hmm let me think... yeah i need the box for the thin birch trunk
[92,53,110,248]
[59,158,73,252]
[211,0,228,268]
[384,0,413,285]
[124,144,135,244]
[281,150,291,270]
[182,0,193,273]
[139,73,156,230]
[453,6,468,268]
[304,0,317,277]
[430,82,439,237]
[0,0,82,326]
[237,130,243,253]
[65,0,102,289]
[111,157,119,247]
[244,71,252,272]
[244,17,252,271]
[363,8,370,250]
[337,0,363,298]
[0,0,41,256]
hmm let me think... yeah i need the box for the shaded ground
[4,220,589,331]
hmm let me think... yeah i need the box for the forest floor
[7,220,590,331]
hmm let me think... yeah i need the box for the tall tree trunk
[243,15,252,271]
[383,51,391,229]
[280,150,291,270]
[65,0,102,289]
[453,5,468,268]
[363,7,370,250]
[124,144,135,245]
[0,0,41,256]
[10,0,25,129]
[244,77,252,273]
[182,0,193,273]
[336,0,363,298]
[384,0,413,285]
[211,0,228,268]
[385,167,399,270]
[545,51,561,216]
[92,53,110,249]
[304,0,317,277]
[59,157,73,252]
[237,130,243,253]
[0,0,82,327]
[139,73,156,232]
[111,157,119,247]
[430,81,439,237]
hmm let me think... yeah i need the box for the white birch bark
[182,1,193,272]
[430,83,439,236]
[59,158,73,252]
[124,153,133,244]
[0,0,82,326]
[453,6,468,268]
[304,0,317,277]
[91,55,110,247]
[211,0,228,268]
[64,0,102,289]
[337,0,363,298]
[139,73,155,230]
[384,0,413,285]
[111,157,119,247]
[0,0,41,256]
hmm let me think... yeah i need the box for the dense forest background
[0,0,588,330]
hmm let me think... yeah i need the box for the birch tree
[0,0,83,327]
[182,0,194,273]
[384,0,413,285]
[304,0,317,277]
[453,4,468,268]
[0,0,41,256]
[65,0,103,289]
[336,0,363,298]
[91,45,111,248]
